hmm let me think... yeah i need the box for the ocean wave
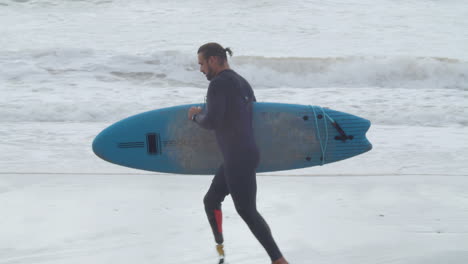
[0,49,466,125]
[233,55,467,90]
[1,49,467,90]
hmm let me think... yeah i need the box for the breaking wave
[1,49,467,125]
[1,49,467,89]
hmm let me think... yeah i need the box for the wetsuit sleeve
[193,78,227,130]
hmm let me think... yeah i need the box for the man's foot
[272,257,289,264]
[216,244,225,264]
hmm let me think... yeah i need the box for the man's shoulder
[208,76,230,96]
[209,71,234,87]
[215,69,236,80]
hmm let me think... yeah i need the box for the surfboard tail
[321,108,372,164]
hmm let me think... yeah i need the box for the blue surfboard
[92,103,372,174]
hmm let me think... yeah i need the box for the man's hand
[188,106,202,120]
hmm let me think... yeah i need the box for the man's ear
[208,56,220,66]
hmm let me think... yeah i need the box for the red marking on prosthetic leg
[214,209,223,233]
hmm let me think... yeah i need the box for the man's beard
[205,66,214,80]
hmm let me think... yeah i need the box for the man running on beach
[188,42,289,264]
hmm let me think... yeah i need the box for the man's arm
[193,78,227,130]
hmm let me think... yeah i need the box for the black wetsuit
[193,69,282,261]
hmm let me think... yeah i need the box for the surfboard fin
[326,117,354,142]
[332,121,354,142]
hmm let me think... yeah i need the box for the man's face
[198,53,216,81]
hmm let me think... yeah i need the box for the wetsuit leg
[203,164,230,244]
[224,163,283,261]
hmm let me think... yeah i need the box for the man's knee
[204,191,224,210]
[234,203,256,223]
[203,192,213,208]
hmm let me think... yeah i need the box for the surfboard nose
[92,130,107,161]
[92,123,121,163]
